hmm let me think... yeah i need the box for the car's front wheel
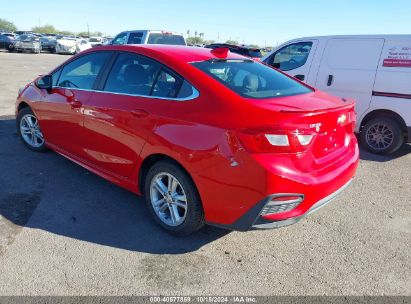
[17,107,48,152]
[144,160,205,236]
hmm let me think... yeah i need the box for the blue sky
[2,0,411,46]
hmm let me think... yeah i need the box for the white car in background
[76,38,93,53]
[88,36,104,47]
[262,35,411,154]
[55,37,78,54]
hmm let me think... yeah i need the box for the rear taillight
[237,127,315,153]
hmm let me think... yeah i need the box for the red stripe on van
[383,59,411,67]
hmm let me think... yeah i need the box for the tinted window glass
[128,32,143,44]
[192,60,312,99]
[147,33,185,45]
[112,32,128,45]
[176,80,195,99]
[104,52,161,96]
[152,70,181,98]
[57,52,110,89]
[269,42,312,71]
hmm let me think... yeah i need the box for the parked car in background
[15,45,358,235]
[263,35,411,154]
[111,30,186,46]
[12,35,41,53]
[55,37,77,54]
[205,43,263,59]
[0,34,15,51]
[76,38,92,53]
[88,36,104,47]
[39,37,57,53]
[1,32,16,39]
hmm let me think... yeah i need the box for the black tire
[360,117,404,155]
[16,107,48,152]
[144,160,205,236]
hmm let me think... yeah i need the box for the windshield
[147,33,185,45]
[191,60,312,99]
[17,35,36,42]
[89,38,100,42]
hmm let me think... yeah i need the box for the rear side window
[103,52,196,99]
[151,70,181,98]
[192,60,312,99]
[269,42,313,71]
[104,53,162,96]
[127,32,143,44]
[147,33,185,45]
[56,52,110,89]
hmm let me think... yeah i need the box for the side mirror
[36,75,52,91]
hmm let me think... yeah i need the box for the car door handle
[327,75,334,86]
[130,109,149,117]
[294,74,305,81]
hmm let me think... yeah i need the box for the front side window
[268,42,313,71]
[112,32,128,45]
[127,32,143,44]
[192,59,312,99]
[56,52,110,89]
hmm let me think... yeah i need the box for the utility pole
[87,23,90,38]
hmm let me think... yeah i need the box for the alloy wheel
[365,122,394,151]
[149,172,188,227]
[20,114,44,148]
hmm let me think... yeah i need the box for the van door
[263,40,318,82]
[315,38,385,122]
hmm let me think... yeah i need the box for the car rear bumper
[251,179,352,229]
[209,178,353,231]
[204,134,359,231]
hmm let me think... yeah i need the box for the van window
[147,33,185,45]
[269,42,312,71]
[192,59,312,99]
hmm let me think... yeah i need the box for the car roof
[90,44,247,63]
[284,34,411,42]
[119,30,183,35]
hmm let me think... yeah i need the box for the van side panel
[314,38,385,127]
[365,39,411,137]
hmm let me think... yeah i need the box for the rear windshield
[191,60,312,99]
[147,33,185,45]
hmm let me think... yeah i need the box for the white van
[111,30,186,46]
[262,35,411,154]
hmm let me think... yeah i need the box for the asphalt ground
[0,51,410,296]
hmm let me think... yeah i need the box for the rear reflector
[260,195,304,216]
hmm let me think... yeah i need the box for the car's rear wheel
[144,160,205,236]
[17,107,48,152]
[360,117,404,155]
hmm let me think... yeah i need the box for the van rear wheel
[360,117,404,155]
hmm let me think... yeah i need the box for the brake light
[237,127,315,153]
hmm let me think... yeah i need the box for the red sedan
[15,45,359,235]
